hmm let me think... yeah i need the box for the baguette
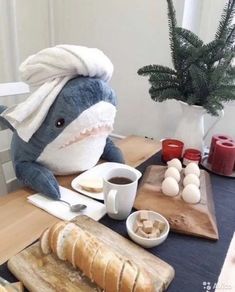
[134,270,153,292]
[53,223,77,260]
[105,253,124,292]
[40,221,154,292]
[50,223,67,254]
[40,228,51,255]
[119,260,138,292]
[0,286,7,292]
[65,228,80,267]
[48,221,66,252]
[91,245,113,289]
[81,237,101,280]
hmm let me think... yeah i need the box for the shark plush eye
[55,118,65,128]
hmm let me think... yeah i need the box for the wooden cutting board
[134,165,219,240]
[7,215,174,292]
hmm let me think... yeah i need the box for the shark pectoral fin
[101,137,125,163]
[15,161,61,199]
[0,106,15,131]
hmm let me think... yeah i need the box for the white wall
[0,0,234,145]
[51,0,185,140]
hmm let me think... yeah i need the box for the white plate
[71,162,142,200]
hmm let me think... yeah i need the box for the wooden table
[0,136,161,265]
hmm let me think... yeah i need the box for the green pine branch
[137,0,235,116]
[189,64,209,99]
[215,0,235,41]
[166,0,181,73]
[175,27,204,47]
[149,87,182,102]
[137,65,177,76]
[149,73,178,84]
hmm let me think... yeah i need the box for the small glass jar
[183,149,201,166]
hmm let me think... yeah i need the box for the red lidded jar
[183,149,201,166]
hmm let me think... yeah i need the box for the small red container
[162,139,184,162]
[183,148,201,166]
[211,140,235,176]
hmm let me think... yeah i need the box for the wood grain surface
[0,136,161,264]
[8,215,174,292]
[134,165,219,240]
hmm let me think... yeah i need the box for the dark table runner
[1,151,235,292]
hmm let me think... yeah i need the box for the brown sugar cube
[136,228,149,238]
[155,228,161,237]
[153,220,160,229]
[158,221,166,232]
[133,219,143,233]
[142,220,153,234]
[138,211,149,222]
[148,228,161,239]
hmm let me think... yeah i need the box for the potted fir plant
[138,0,235,151]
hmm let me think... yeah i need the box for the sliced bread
[48,221,66,252]
[65,228,81,267]
[91,245,113,289]
[54,222,77,260]
[40,228,51,255]
[133,269,154,292]
[81,236,101,280]
[78,177,103,193]
[105,253,125,292]
[73,231,91,270]
[119,260,139,292]
[0,285,7,292]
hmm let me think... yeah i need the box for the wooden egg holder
[134,165,219,240]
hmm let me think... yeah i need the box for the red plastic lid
[184,148,201,160]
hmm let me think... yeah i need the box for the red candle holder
[211,140,235,176]
[208,134,233,163]
[183,148,202,165]
[162,139,184,162]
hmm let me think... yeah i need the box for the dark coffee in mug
[108,176,133,185]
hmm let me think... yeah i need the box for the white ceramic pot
[174,101,224,153]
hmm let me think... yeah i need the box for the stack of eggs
[161,159,201,204]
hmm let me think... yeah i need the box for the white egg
[164,167,181,182]
[183,173,200,188]
[181,184,201,204]
[184,162,200,177]
[167,158,182,172]
[162,177,179,197]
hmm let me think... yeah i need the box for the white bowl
[126,210,170,248]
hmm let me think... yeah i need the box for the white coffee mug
[103,167,139,220]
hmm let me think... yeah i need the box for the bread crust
[51,224,66,254]
[48,221,66,251]
[91,245,113,289]
[133,270,154,292]
[0,285,7,292]
[39,228,51,255]
[105,254,124,292]
[119,260,138,292]
[65,228,80,265]
[73,231,91,270]
[81,237,101,280]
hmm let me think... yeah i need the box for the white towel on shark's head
[0,45,113,142]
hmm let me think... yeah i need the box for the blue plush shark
[0,76,124,199]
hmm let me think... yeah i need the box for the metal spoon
[57,199,87,212]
